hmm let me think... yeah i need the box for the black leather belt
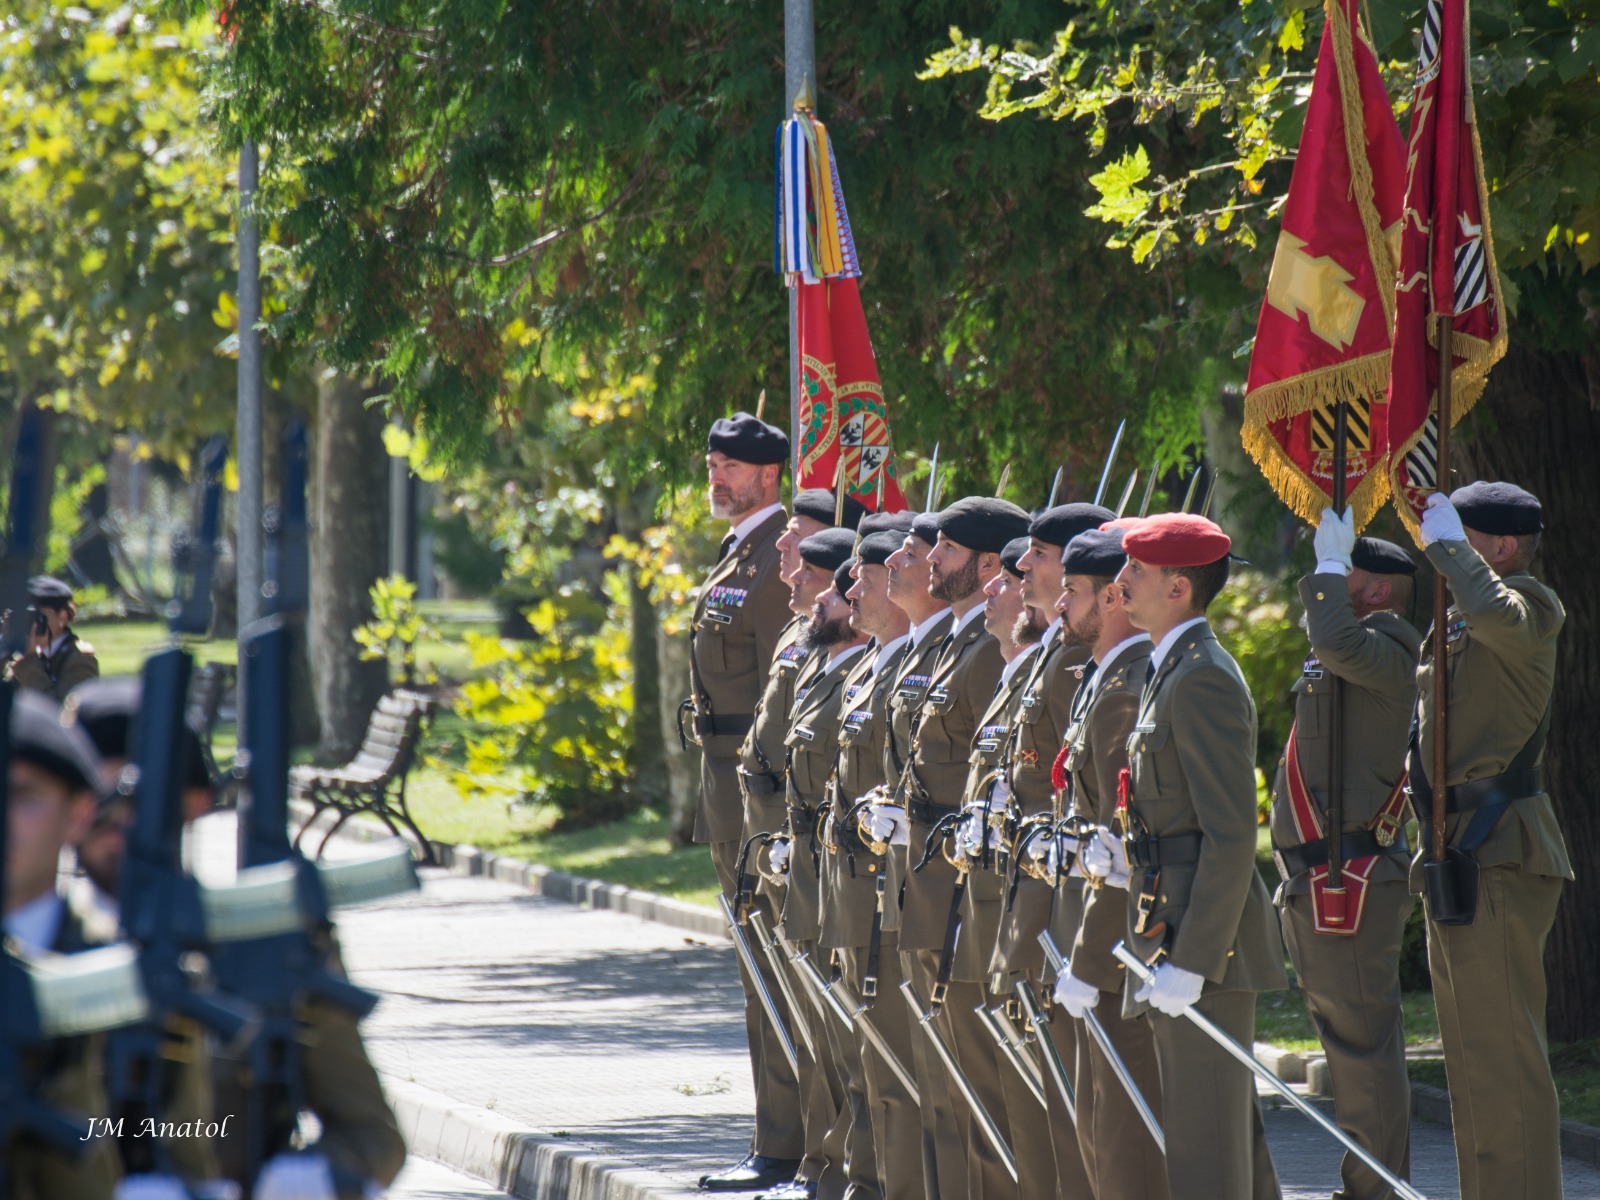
[789,803,818,836]
[908,796,958,826]
[739,769,783,796]
[696,713,753,739]
[1274,829,1408,879]
[1126,831,1202,869]
[1408,766,1544,816]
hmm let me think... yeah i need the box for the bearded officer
[1271,519,1421,1200]
[1098,513,1286,1200]
[1412,482,1569,1200]
[767,528,870,1200]
[950,537,1047,1199]
[1049,527,1167,1200]
[862,513,957,1200]
[898,496,1030,1200]
[823,522,923,1200]
[692,411,802,1194]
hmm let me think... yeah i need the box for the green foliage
[453,581,634,829]
[354,575,441,687]
[1209,568,1305,773]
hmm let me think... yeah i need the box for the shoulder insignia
[1015,748,1040,768]
[745,564,759,577]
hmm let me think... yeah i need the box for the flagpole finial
[792,77,816,113]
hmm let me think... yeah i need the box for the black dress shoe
[699,1155,802,1192]
[756,1180,817,1200]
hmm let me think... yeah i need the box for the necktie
[717,532,736,562]
[1071,659,1100,721]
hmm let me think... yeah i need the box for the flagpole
[1430,316,1453,863]
[785,0,815,484]
[1326,402,1348,920]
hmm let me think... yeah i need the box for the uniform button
[1227,949,1236,957]
[1447,547,1457,555]
[1306,685,1313,693]
[1315,592,1325,601]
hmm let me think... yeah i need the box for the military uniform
[1270,568,1420,1200]
[825,634,923,1200]
[8,632,100,701]
[1412,488,1569,1200]
[1059,634,1169,1200]
[1123,617,1286,1200]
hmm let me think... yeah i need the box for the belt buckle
[1133,876,1158,935]
[1373,814,1400,848]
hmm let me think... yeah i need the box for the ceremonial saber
[1111,943,1428,1200]
[1010,977,1077,1125]
[975,1003,1046,1107]
[901,980,1019,1181]
[1093,419,1127,507]
[718,896,800,1074]
[746,910,821,1060]
[1038,932,1164,1152]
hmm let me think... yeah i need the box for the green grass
[1407,1040,1600,1129]
[1255,988,1441,1052]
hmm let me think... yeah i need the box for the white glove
[1076,827,1130,889]
[1313,506,1356,575]
[1135,961,1206,1016]
[255,1154,338,1200]
[1052,972,1101,1019]
[767,838,791,876]
[865,804,910,847]
[1420,492,1466,546]
[115,1178,191,1200]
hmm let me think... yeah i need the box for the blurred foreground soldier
[1104,513,1285,1200]
[690,412,800,1193]
[3,688,119,1199]
[1271,519,1420,1200]
[1049,527,1167,1200]
[6,576,100,701]
[1413,482,1569,1200]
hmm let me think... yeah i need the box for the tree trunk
[616,484,668,812]
[1462,342,1600,1042]
[657,605,699,845]
[309,373,390,762]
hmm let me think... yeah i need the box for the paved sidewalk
[191,815,1600,1199]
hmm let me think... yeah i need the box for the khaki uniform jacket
[953,651,1034,981]
[822,639,912,949]
[690,510,791,843]
[741,617,812,846]
[992,631,1090,975]
[880,613,954,934]
[1270,575,1421,898]
[1065,641,1151,993]
[1414,544,1570,879]
[781,644,868,940]
[1123,623,1286,996]
[899,615,1003,952]
[9,632,100,701]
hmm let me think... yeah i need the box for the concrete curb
[384,1077,693,1200]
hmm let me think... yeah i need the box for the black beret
[798,527,858,573]
[27,575,74,606]
[910,512,942,547]
[1062,528,1128,578]
[934,497,1033,555]
[793,488,868,531]
[706,411,790,466]
[833,558,857,599]
[63,676,212,792]
[1029,503,1117,549]
[1450,481,1542,536]
[856,531,904,567]
[1001,537,1031,578]
[858,510,915,537]
[1351,536,1417,576]
[9,688,102,793]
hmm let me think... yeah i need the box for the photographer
[6,576,100,700]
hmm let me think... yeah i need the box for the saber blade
[976,1003,1046,1107]
[718,896,800,1073]
[901,981,1019,1180]
[1011,978,1076,1125]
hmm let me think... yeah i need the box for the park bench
[289,688,440,864]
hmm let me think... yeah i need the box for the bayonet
[1112,943,1428,1200]
[756,388,768,421]
[927,468,948,514]
[834,456,847,527]
[1093,420,1128,507]
[1138,462,1160,517]
[1200,475,1217,519]
[1116,471,1139,517]
[994,462,1013,500]
[924,442,941,513]
[1181,467,1203,514]
[1047,466,1065,510]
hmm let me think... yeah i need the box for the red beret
[1120,513,1231,567]
[1099,517,1144,533]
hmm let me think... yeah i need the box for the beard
[802,607,855,652]
[1011,606,1048,646]
[929,554,981,604]
[1062,606,1101,649]
[710,475,766,520]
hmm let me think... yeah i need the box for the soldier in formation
[679,407,1570,1200]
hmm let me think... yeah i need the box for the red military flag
[1386,0,1507,540]
[776,112,907,512]
[1242,0,1406,530]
